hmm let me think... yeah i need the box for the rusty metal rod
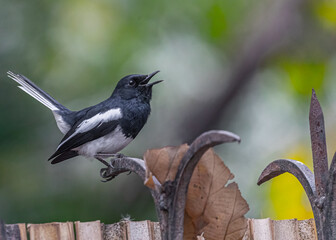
[168,130,241,240]
[257,89,335,240]
[309,89,328,199]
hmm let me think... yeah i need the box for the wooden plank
[127,221,153,240]
[250,218,274,240]
[242,219,252,240]
[28,222,74,240]
[243,218,317,240]
[1,219,318,240]
[297,219,317,240]
[103,221,127,240]
[5,224,27,240]
[58,222,75,240]
[150,222,161,240]
[75,220,102,240]
[273,219,297,240]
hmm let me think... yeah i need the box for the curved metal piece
[257,159,316,204]
[100,157,147,181]
[256,91,336,240]
[168,130,241,240]
[99,156,157,189]
[257,158,325,238]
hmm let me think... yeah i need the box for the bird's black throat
[118,98,151,139]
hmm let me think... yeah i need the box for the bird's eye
[129,80,136,86]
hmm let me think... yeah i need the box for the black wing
[50,150,79,164]
[48,119,119,160]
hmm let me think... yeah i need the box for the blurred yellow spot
[281,61,325,96]
[268,145,314,220]
[315,1,336,29]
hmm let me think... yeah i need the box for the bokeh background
[1,0,336,224]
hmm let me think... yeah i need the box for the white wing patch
[57,108,122,150]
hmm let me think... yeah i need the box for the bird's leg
[95,156,110,167]
[95,153,126,182]
[95,152,125,159]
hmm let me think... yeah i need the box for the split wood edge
[1,218,316,240]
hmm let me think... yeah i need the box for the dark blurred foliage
[1,0,336,223]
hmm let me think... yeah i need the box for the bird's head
[112,71,162,102]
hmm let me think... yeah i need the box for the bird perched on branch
[7,71,162,167]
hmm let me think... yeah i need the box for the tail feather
[7,71,68,112]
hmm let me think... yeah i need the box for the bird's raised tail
[7,71,68,112]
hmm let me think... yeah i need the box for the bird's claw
[97,153,127,182]
[100,159,116,182]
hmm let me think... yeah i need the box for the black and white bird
[7,71,162,166]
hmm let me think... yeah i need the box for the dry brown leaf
[144,144,189,188]
[144,145,249,240]
[143,170,155,190]
[185,149,249,240]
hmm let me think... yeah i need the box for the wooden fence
[244,218,316,240]
[1,218,316,240]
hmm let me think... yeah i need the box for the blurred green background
[1,0,336,224]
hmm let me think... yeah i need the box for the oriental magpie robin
[7,71,162,165]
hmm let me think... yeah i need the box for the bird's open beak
[146,79,163,87]
[140,70,163,87]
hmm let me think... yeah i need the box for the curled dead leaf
[144,170,155,190]
[144,145,249,240]
[144,144,189,189]
[185,149,249,240]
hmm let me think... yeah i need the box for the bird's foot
[95,153,128,182]
[99,159,116,182]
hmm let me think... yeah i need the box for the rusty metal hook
[167,130,241,239]
[257,89,335,240]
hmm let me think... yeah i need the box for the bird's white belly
[75,126,133,157]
